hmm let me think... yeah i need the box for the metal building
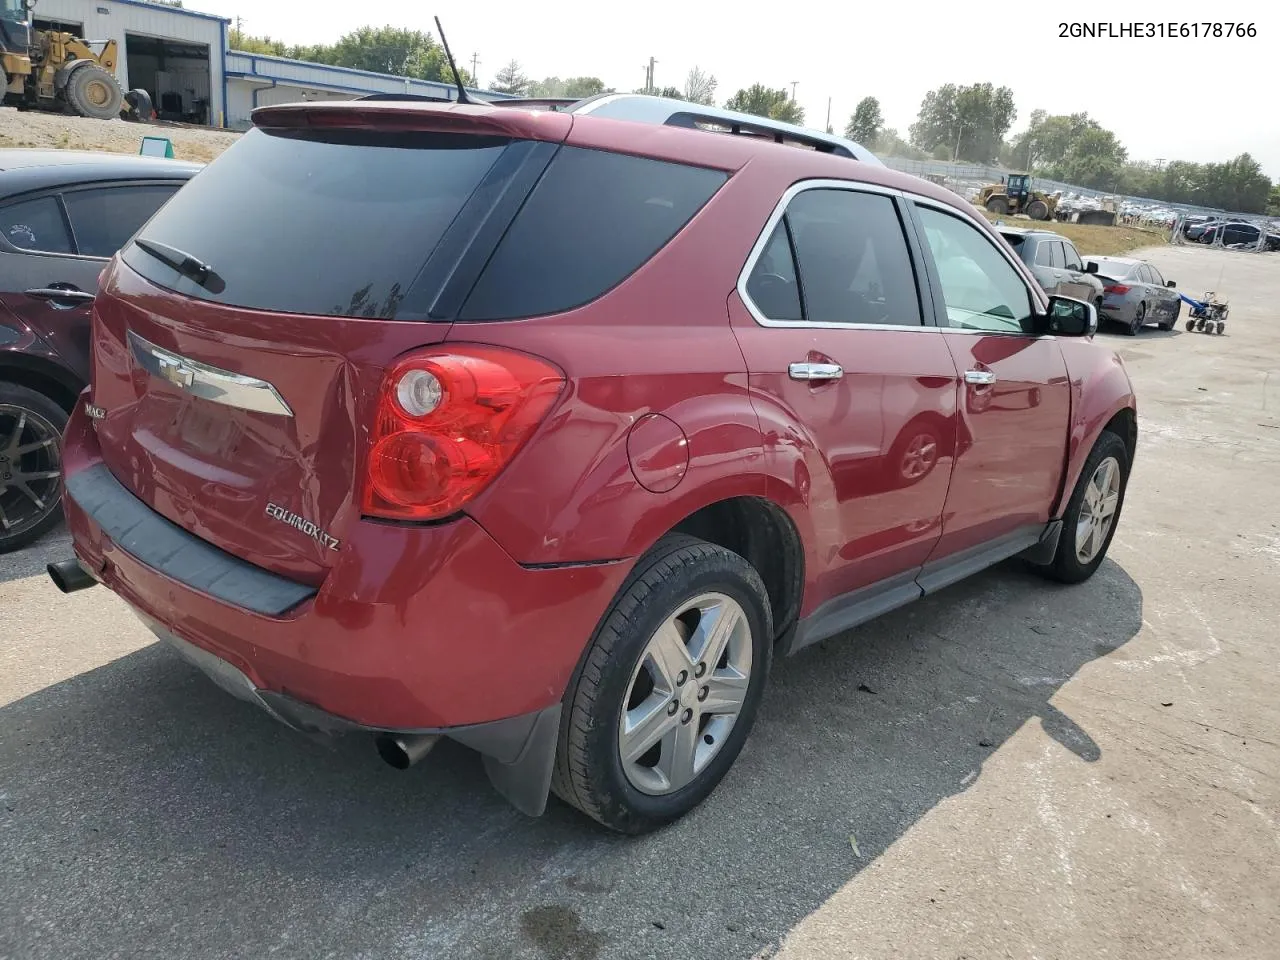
[32,0,229,126]
[224,53,512,130]
[25,0,511,131]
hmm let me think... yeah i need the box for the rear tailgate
[88,104,570,583]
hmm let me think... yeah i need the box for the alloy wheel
[0,403,63,541]
[618,592,753,796]
[1075,455,1120,564]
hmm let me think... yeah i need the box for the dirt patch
[0,107,240,164]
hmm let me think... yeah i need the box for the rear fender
[1053,340,1137,517]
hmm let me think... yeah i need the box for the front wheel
[64,65,125,120]
[1037,431,1129,584]
[552,534,773,834]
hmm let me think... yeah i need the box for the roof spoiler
[489,97,582,112]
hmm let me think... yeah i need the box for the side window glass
[1135,265,1153,285]
[917,206,1035,334]
[744,220,802,322]
[1147,264,1165,286]
[0,196,73,255]
[785,189,922,326]
[62,184,180,258]
[1033,241,1054,267]
[1048,242,1066,269]
[1062,242,1083,271]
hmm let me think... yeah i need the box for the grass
[979,211,1169,257]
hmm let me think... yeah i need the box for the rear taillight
[362,346,565,522]
[1104,284,1130,295]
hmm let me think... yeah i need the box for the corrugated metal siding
[30,0,227,124]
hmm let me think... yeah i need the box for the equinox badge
[265,502,341,551]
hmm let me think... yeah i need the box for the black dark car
[1198,221,1280,250]
[0,149,202,552]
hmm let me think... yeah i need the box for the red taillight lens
[1104,284,1130,295]
[362,345,565,521]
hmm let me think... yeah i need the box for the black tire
[1026,199,1049,221]
[0,382,68,554]
[1216,321,1225,335]
[1185,318,1196,332]
[1037,430,1129,584]
[985,196,1010,215]
[122,87,153,122]
[64,65,125,120]
[551,533,773,834]
[1126,302,1146,336]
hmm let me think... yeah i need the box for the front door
[730,185,960,608]
[910,202,1072,560]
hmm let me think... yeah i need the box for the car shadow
[0,558,1142,960]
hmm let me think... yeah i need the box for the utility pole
[825,97,831,133]
[647,56,657,94]
[790,81,798,101]
[233,15,244,36]
[470,53,480,84]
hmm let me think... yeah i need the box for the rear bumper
[60,395,633,734]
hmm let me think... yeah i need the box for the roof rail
[487,97,582,112]
[558,93,883,165]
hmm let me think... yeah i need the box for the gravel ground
[0,107,240,164]
[1,245,1277,960]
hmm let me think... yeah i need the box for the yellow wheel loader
[974,173,1058,221]
[2,0,129,120]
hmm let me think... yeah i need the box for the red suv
[50,98,1136,834]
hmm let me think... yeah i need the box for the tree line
[844,84,1274,215]
[229,28,1277,214]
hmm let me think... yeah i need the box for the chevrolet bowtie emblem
[157,355,195,389]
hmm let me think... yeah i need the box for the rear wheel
[1126,302,1146,336]
[985,196,1010,215]
[64,65,124,120]
[1036,430,1129,584]
[552,534,773,834]
[0,383,68,553]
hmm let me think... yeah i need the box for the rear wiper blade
[132,238,225,294]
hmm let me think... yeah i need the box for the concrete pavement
[1,244,1277,960]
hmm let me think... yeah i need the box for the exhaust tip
[47,558,98,594]
[375,733,439,770]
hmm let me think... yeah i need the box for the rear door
[0,181,182,382]
[909,200,1071,561]
[1143,262,1179,323]
[729,183,960,604]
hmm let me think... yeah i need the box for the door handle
[964,370,996,386]
[25,286,95,306]
[789,362,843,381]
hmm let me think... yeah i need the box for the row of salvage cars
[998,227,1184,338]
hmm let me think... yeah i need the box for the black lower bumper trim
[66,464,316,617]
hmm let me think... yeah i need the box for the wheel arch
[1052,343,1137,519]
[0,353,83,412]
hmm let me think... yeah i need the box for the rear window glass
[459,147,727,320]
[121,128,507,319]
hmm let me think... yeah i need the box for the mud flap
[1019,519,1063,566]
[448,703,562,817]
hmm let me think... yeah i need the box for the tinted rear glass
[459,147,727,320]
[121,128,507,319]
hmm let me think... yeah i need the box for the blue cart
[1180,291,1228,334]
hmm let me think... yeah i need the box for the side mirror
[1166,280,1176,288]
[1084,261,1099,274]
[1043,296,1097,337]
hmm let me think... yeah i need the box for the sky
[192,0,1279,177]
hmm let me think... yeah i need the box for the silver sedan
[1084,256,1182,335]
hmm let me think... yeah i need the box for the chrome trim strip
[127,330,294,418]
[735,179,937,332]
